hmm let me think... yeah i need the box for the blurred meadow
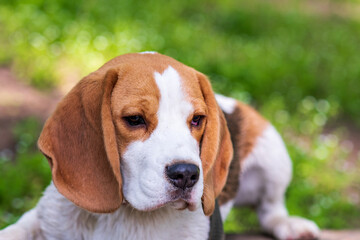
[0,0,360,232]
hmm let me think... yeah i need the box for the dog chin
[168,199,198,211]
[131,199,199,212]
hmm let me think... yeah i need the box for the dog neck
[37,183,210,240]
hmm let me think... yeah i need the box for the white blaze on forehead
[139,51,157,54]
[154,66,194,123]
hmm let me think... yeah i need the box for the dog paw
[273,216,320,240]
[0,231,24,240]
[0,225,28,240]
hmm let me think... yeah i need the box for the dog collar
[208,199,225,240]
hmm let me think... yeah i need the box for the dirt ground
[0,68,61,158]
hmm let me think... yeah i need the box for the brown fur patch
[218,107,242,205]
[218,102,268,205]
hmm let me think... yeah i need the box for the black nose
[166,163,200,190]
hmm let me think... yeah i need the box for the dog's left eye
[124,115,146,126]
[191,115,203,126]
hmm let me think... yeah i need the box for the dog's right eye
[123,115,146,127]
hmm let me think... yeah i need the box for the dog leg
[256,182,320,240]
[253,126,320,240]
[0,208,43,240]
[234,125,320,240]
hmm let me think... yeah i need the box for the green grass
[0,118,51,228]
[1,0,360,122]
[0,0,359,232]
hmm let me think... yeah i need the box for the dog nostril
[175,174,184,180]
[166,163,199,190]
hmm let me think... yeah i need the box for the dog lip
[167,188,198,211]
[168,199,198,211]
[170,188,192,199]
[169,191,198,211]
[137,198,196,212]
[169,199,188,210]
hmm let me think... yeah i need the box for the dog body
[0,53,319,240]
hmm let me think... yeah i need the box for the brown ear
[38,69,122,213]
[197,72,234,216]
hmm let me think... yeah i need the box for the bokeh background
[0,0,359,232]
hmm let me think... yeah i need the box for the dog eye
[124,115,146,126]
[191,115,203,126]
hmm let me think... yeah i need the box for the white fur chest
[37,184,210,240]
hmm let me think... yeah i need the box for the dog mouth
[167,188,198,211]
[127,189,199,212]
[133,198,197,212]
[168,199,198,211]
[122,186,200,212]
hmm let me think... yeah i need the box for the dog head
[38,53,233,216]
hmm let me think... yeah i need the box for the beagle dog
[0,52,319,240]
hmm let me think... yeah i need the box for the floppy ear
[38,69,122,213]
[197,72,234,216]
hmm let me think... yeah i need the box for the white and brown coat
[0,53,319,240]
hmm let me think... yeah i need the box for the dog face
[38,53,233,216]
[114,66,206,212]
